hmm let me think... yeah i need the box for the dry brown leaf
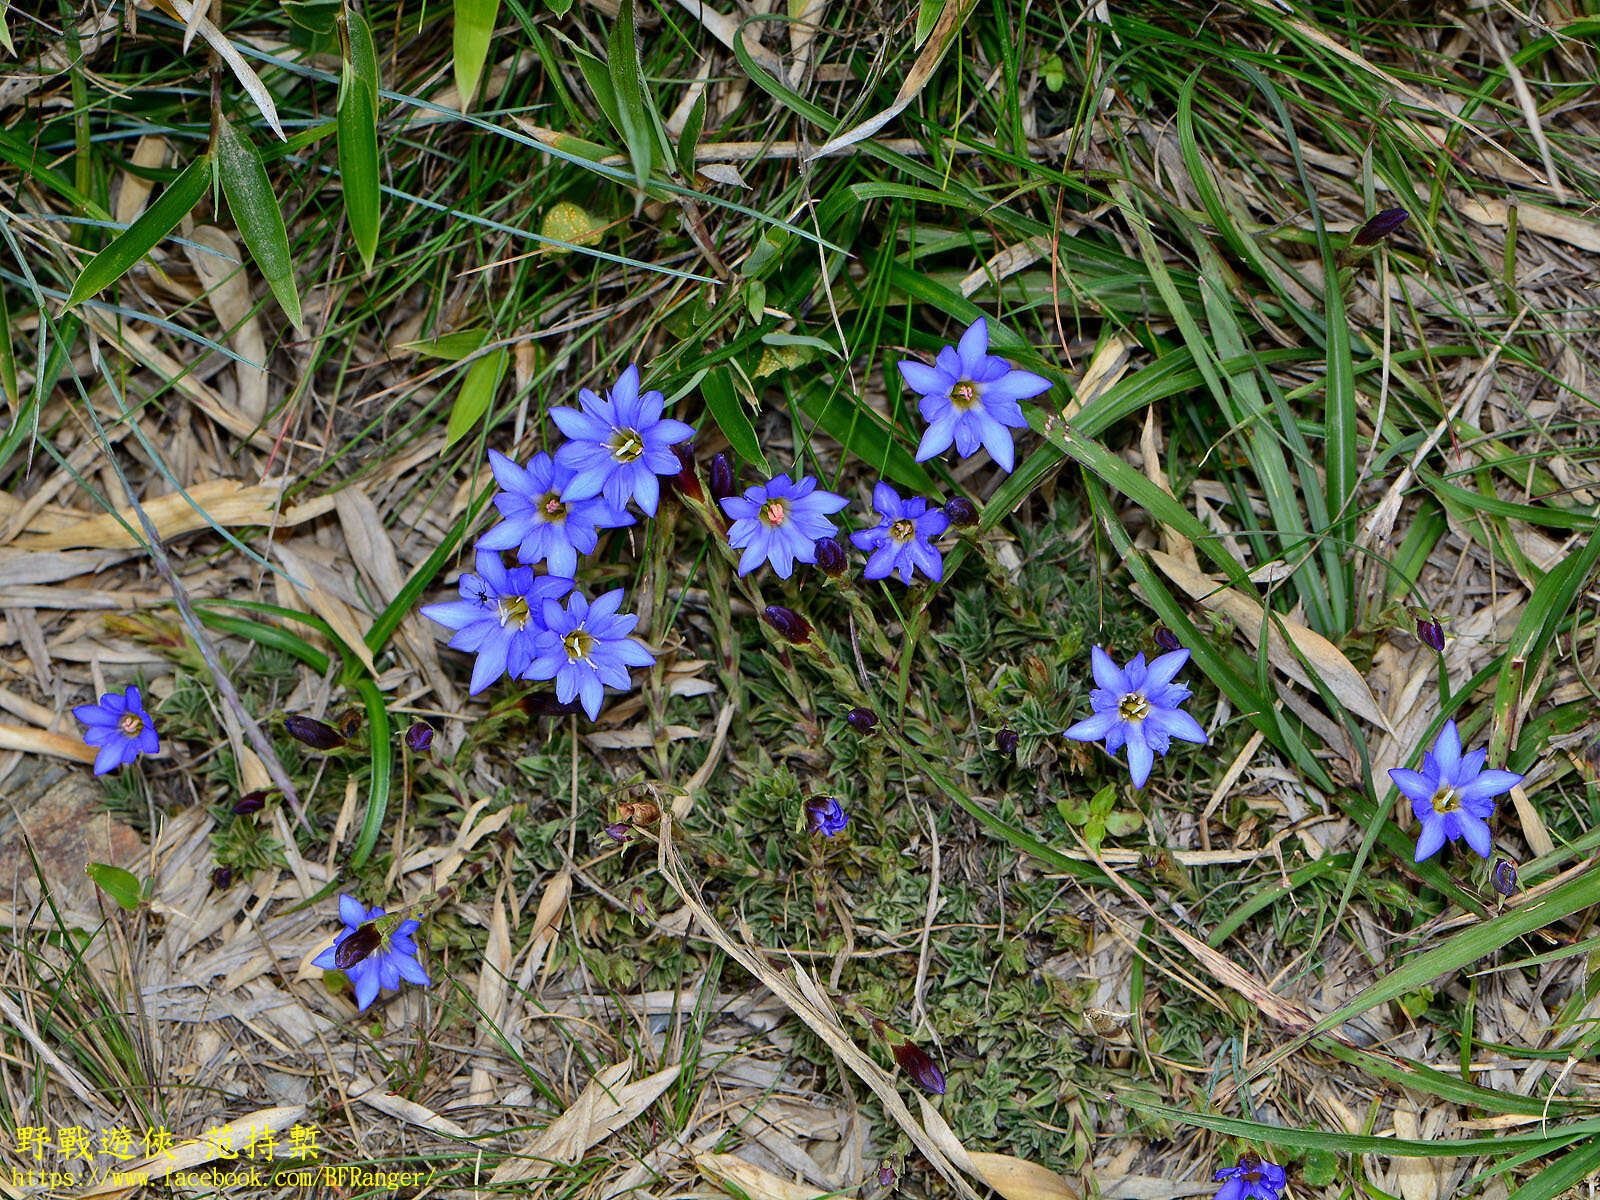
[969,1153,1082,1200]
[468,887,513,1104]
[1456,196,1600,253]
[0,724,97,766]
[1147,549,1392,731]
[697,1153,848,1200]
[584,724,699,750]
[348,1075,469,1139]
[808,0,977,158]
[182,225,269,424]
[16,477,315,552]
[114,135,169,228]
[273,542,380,678]
[489,1062,682,1184]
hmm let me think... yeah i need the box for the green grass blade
[451,0,500,110]
[445,347,508,448]
[66,153,212,306]
[215,113,304,331]
[348,676,393,869]
[607,0,655,194]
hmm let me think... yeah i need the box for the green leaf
[0,286,17,412]
[452,0,501,109]
[67,153,212,307]
[676,90,705,180]
[404,328,489,361]
[348,678,392,869]
[607,0,655,192]
[446,347,508,447]
[914,0,944,46]
[86,862,143,912]
[700,366,768,475]
[338,11,381,274]
[216,113,304,331]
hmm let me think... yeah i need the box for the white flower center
[1431,785,1460,814]
[949,380,981,411]
[1118,693,1149,722]
[498,596,531,629]
[890,518,916,543]
[563,628,595,662]
[609,429,645,463]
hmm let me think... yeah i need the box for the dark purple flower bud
[522,693,586,716]
[1352,208,1409,246]
[877,1160,897,1189]
[845,707,879,733]
[405,722,434,753]
[813,536,847,577]
[672,442,703,502]
[1153,626,1183,652]
[335,708,364,741]
[210,865,233,890]
[804,796,849,837]
[709,452,737,503]
[630,886,649,917]
[996,729,1019,755]
[891,1040,946,1094]
[334,922,383,970]
[1492,858,1517,896]
[762,605,812,644]
[943,497,978,527]
[1417,617,1445,652]
[284,714,345,750]
[232,790,269,815]
[603,822,631,843]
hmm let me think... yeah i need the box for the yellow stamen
[563,628,596,661]
[1117,693,1149,722]
[1431,786,1461,814]
[609,429,645,463]
[498,596,530,629]
[890,518,916,542]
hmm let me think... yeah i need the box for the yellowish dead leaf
[16,477,328,552]
[697,1153,848,1200]
[1147,549,1392,731]
[1457,195,1600,253]
[490,1062,682,1184]
[182,226,269,424]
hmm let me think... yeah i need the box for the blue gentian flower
[898,317,1050,473]
[805,796,849,837]
[551,364,694,516]
[850,482,949,584]
[420,549,572,695]
[721,474,849,578]
[73,685,160,775]
[1212,1156,1286,1200]
[476,450,633,578]
[1389,719,1523,862]
[526,588,655,720]
[311,894,430,1012]
[1063,646,1207,789]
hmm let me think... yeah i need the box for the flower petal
[1412,817,1448,862]
[1432,719,1462,782]
[1458,769,1524,805]
[1124,726,1155,789]
[1064,710,1121,742]
[1089,646,1129,693]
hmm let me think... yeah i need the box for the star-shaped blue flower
[476,449,634,578]
[721,474,849,578]
[311,894,430,1012]
[73,685,160,775]
[551,364,694,517]
[527,588,655,720]
[1063,646,1207,789]
[420,549,572,695]
[1389,719,1523,862]
[898,317,1050,473]
[849,482,949,585]
[1212,1156,1286,1200]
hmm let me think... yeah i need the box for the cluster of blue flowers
[421,364,677,719]
[722,317,1050,584]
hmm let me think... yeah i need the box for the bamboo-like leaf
[215,114,304,330]
[676,90,705,181]
[452,0,501,111]
[338,9,381,273]
[0,286,17,413]
[445,347,508,447]
[607,0,654,192]
[700,365,768,475]
[67,154,212,307]
[164,0,286,140]
[87,863,143,912]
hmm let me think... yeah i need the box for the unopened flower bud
[813,536,847,577]
[1492,858,1517,896]
[334,922,383,970]
[672,442,703,502]
[996,729,1019,755]
[943,497,978,527]
[877,1160,897,1189]
[1153,626,1183,652]
[405,722,434,753]
[630,886,650,917]
[617,799,661,825]
[709,452,737,503]
[763,605,812,644]
[210,865,233,890]
[603,822,631,843]
[891,1040,946,1094]
[845,707,879,733]
[284,714,345,750]
[1417,617,1445,652]
[1352,207,1409,246]
[804,796,849,837]
[335,708,363,741]
[232,789,269,815]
